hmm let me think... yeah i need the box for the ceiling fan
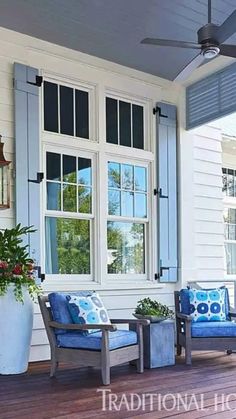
[141,0,236,81]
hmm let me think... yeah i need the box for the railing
[187,280,236,308]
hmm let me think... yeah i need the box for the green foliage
[135,297,174,318]
[0,224,42,303]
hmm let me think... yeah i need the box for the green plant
[0,224,42,302]
[135,297,174,318]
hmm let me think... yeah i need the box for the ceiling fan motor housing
[197,23,219,46]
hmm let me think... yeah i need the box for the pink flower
[12,264,22,275]
[0,261,8,270]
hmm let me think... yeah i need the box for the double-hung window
[45,149,95,278]
[223,167,236,275]
[107,161,149,278]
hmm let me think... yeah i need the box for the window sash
[105,93,146,150]
[42,76,95,141]
[106,158,150,278]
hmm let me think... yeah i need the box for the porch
[1,352,236,418]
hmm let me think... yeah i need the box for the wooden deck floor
[1,351,236,418]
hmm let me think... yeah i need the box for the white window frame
[42,73,97,143]
[41,74,155,286]
[105,89,150,151]
[43,143,97,283]
[103,154,154,283]
[224,200,236,279]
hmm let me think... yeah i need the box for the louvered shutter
[186,62,236,129]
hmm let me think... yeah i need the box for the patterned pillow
[66,292,110,334]
[189,288,227,322]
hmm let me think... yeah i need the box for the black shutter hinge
[154,188,168,198]
[155,267,170,280]
[28,172,44,184]
[153,106,168,118]
[35,266,45,282]
[27,75,43,87]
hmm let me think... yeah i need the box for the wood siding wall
[193,125,225,281]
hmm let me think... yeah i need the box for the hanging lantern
[0,135,11,209]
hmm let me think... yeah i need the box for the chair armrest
[176,312,192,322]
[229,311,236,318]
[110,318,150,326]
[49,321,117,332]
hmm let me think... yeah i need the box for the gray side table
[143,320,175,368]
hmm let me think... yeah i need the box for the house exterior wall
[0,27,225,361]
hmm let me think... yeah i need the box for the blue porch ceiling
[0,0,236,80]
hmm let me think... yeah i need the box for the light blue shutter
[14,63,42,268]
[186,62,236,129]
[156,103,178,282]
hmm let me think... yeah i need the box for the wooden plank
[1,352,236,418]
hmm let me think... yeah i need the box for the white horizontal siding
[193,126,225,281]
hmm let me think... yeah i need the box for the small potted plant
[0,224,41,374]
[133,298,175,368]
[134,297,174,323]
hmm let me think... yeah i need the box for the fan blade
[220,44,236,58]
[141,38,201,49]
[217,10,236,44]
[174,53,205,82]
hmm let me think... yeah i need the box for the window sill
[42,278,166,292]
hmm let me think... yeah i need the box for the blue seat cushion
[56,329,138,351]
[191,321,236,337]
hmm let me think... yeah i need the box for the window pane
[108,162,120,188]
[132,104,144,149]
[135,166,147,191]
[121,191,134,217]
[119,101,131,147]
[78,186,92,213]
[78,158,91,185]
[63,184,77,212]
[135,193,147,218]
[45,217,90,274]
[60,86,74,136]
[47,183,61,211]
[106,98,118,144]
[122,164,133,190]
[225,243,236,275]
[46,152,61,181]
[44,81,58,133]
[63,155,76,183]
[108,190,121,215]
[76,90,89,139]
[107,222,145,274]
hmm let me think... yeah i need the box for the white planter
[0,285,33,374]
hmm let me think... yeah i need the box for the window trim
[43,144,97,281]
[105,155,153,281]
[41,76,156,286]
[42,74,97,142]
[105,90,150,151]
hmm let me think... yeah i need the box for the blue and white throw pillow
[66,292,110,334]
[189,288,227,322]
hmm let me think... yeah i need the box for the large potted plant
[0,224,41,374]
